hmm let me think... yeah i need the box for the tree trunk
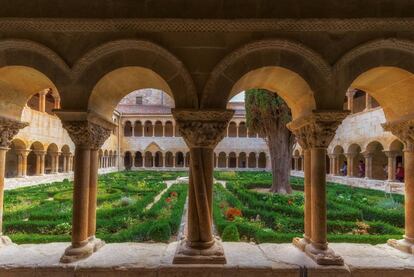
[268,124,293,194]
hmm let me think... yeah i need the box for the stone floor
[0,242,413,276]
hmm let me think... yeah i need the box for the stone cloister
[2,1,414,275]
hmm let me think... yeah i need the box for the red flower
[225,207,242,221]
[288,199,293,205]
[166,197,172,203]
[170,191,178,197]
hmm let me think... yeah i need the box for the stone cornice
[1,18,414,33]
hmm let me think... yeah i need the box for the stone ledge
[0,242,413,276]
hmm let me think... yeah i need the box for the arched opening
[154,121,163,137]
[45,143,59,174]
[103,150,108,168]
[60,145,70,172]
[228,122,237,137]
[144,152,153,167]
[124,121,133,137]
[258,152,266,169]
[165,121,174,137]
[144,121,153,137]
[388,139,404,182]
[228,152,237,168]
[108,150,113,168]
[5,139,27,178]
[218,152,227,168]
[165,152,174,167]
[248,152,256,168]
[347,144,363,178]
[176,152,184,167]
[134,121,143,137]
[238,122,247,137]
[333,145,346,176]
[238,152,247,168]
[154,151,163,167]
[134,152,143,168]
[124,152,132,170]
[365,141,387,180]
[27,141,44,176]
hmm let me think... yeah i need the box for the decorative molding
[1,18,414,33]
[287,111,349,149]
[0,117,29,148]
[172,109,234,148]
[382,119,414,151]
[61,121,111,150]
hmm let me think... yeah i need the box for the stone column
[334,154,341,175]
[365,93,372,111]
[345,153,356,177]
[16,150,29,177]
[328,154,335,175]
[256,153,259,169]
[57,113,112,263]
[0,117,28,246]
[54,95,61,110]
[63,154,68,173]
[34,151,46,175]
[362,151,373,179]
[288,111,347,265]
[383,120,414,253]
[38,89,48,113]
[131,153,136,169]
[346,89,356,114]
[172,109,233,264]
[293,156,299,171]
[384,151,398,181]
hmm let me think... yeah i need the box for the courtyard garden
[4,171,187,244]
[213,171,404,244]
[3,170,405,245]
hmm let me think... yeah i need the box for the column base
[292,236,310,251]
[0,235,14,247]
[88,236,105,252]
[387,237,414,254]
[305,243,344,266]
[173,237,226,264]
[60,240,94,263]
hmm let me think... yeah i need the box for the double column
[383,120,414,253]
[0,117,28,246]
[288,110,347,265]
[57,112,113,263]
[172,108,233,264]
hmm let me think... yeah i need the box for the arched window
[248,152,256,168]
[228,152,237,168]
[154,121,163,137]
[165,152,174,167]
[135,152,143,167]
[218,152,227,168]
[155,151,163,167]
[145,152,153,167]
[176,152,184,167]
[238,152,247,168]
[258,152,266,168]
[124,152,132,170]
[124,121,133,137]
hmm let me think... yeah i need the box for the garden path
[144,180,176,211]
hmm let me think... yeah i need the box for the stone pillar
[16,150,29,177]
[328,154,335,175]
[131,153,136,169]
[334,154,341,175]
[345,153,356,177]
[38,89,48,113]
[383,120,414,253]
[288,110,347,265]
[0,117,28,246]
[57,113,112,263]
[365,93,372,111]
[363,151,373,179]
[63,154,68,173]
[346,89,356,114]
[54,95,61,110]
[256,154,259,169]
[384,151,398,181]
[172,109,233,264]
[34,151,46,175]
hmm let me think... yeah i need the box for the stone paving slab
[0,242,413,276]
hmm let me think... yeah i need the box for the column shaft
[303,149,311,241]
[0,148,6,234]
[88,149,98,238]
[405,150,414,241]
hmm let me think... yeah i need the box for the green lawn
[4,171,187,244]
[213,171,404,244]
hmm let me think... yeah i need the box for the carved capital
[287,111,349,149]
[382,119,414,151]
[172,109,234,148]
[61,121,111,150]
[0,117,29,148]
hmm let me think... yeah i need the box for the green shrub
[147,221,171,242]
[222,224,240,242]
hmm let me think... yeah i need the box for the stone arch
[154,151,163,167]
[389,139,404,152]
[134,120,143,137]
[5,139,27,178]
[202,40,329,119]
[0,40,69,121]
[228,152,237,168]
[135,151,143,168]
[59,144,70,172]
[334,39,414,122]
[46,143,59,174]
[346,143,363,178]
[144,151,153,167]
[365,140,387,180]
[228,122,237,137]
[164,121,174,137]
[144,121,153,137]
[165,152,174,167]
[71,40,197,121]
[248,152,256,168]
[175,152,184,167]
[124,151,132,170]
[145,142,162,153]
[218,152,227,168]
[124,121,132,137]
[238,152,247,168]
[258,152,267,168]
[154,121,163,137]
[238,122,247,137]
